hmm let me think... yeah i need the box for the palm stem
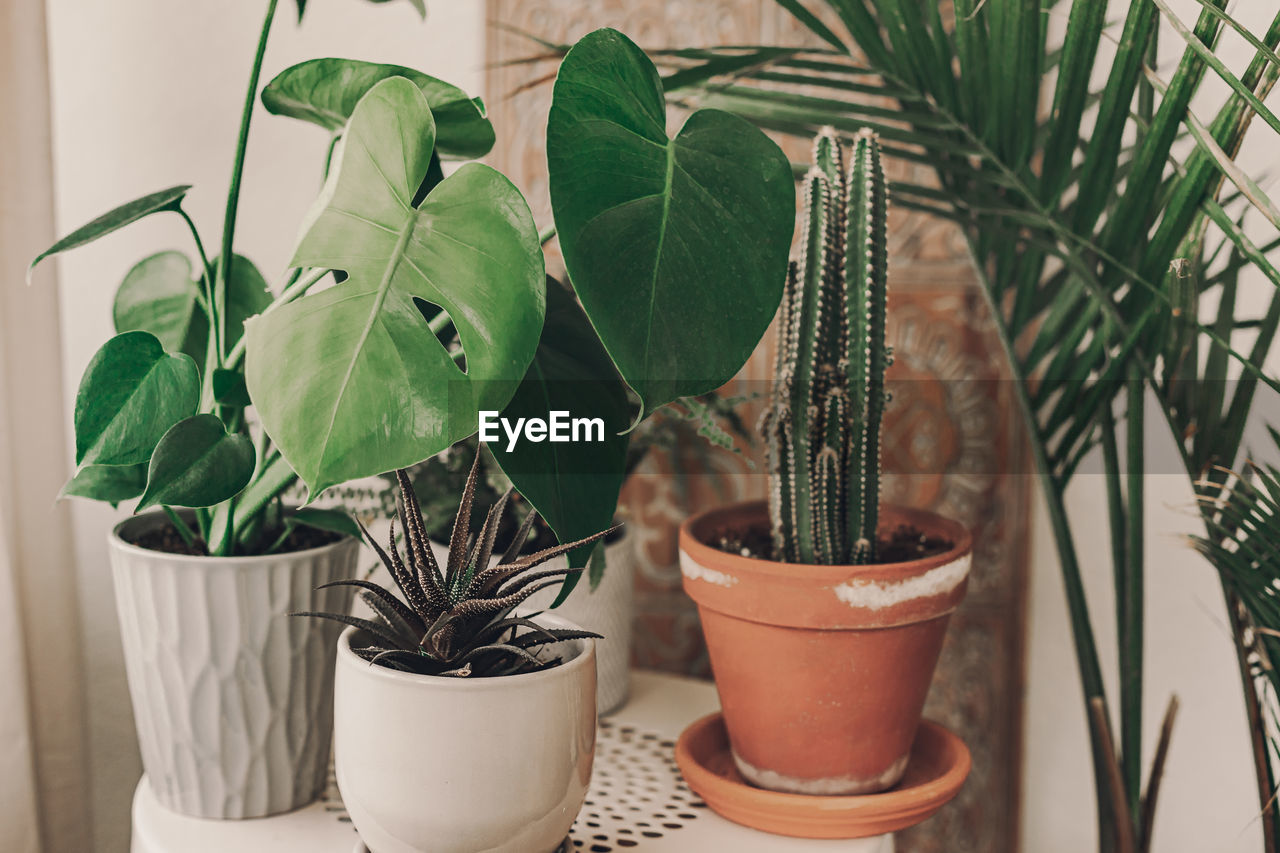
[964,237,1117,850]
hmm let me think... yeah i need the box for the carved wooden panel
[486,4,1028,850]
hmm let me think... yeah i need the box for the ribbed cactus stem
[764,127,890,566]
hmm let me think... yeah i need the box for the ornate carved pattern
[486,4,1028,850]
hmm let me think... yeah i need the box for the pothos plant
[34,7,794,574]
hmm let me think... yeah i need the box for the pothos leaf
[29,186,191,282]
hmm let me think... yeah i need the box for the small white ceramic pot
[333,615,596,853]
[523,531,635,715]
[108,511,358,819]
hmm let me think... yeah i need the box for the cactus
[763,127,890,566]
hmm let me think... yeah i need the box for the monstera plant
[250,28,795,588]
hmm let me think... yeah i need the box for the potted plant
[678,129,972,796]
[28,1,528,820]
[305,455,611,853]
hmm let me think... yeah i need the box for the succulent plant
[299,454,614,677]
[762,127,890,566]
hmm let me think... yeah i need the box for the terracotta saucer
[675,713,970,839]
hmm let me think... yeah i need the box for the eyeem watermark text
[478,410,605,452]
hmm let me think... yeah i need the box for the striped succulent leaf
[297,453,610,677]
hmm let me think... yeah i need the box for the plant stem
[163,506,200,552]
[225,267,330,369]
[177,207,216,300]
[215,0,280,365]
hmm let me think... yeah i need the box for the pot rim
[109,506,358,566]
[680,498,972,580]
[335,612,596,692]
[678,499,972,629]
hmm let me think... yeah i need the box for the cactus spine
[763,127,890,566]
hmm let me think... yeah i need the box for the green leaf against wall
[262,58,493,158]
[28,186,191,281]
[137,415,255,510]
[546,28,794,421]
[245,77,544,497]
[113,252,209,364]
[74,331,200,467]
[60,463,149,506]
[112,252,270,364]
[489,280,631,572]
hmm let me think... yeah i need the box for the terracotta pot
[334,614,596,853]
[678,499,971,796]
[109,511,358,818]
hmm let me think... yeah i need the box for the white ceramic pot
[333,616,596,853]
[524,532,635,715]
[108,511,358,818]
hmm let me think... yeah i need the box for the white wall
[42,2,484,849]
[1020,1,1280,850]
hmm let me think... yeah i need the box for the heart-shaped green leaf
[245,77,544,496]
[288,507,361,540]
[137,415,255,510]
[74,332,200,466]
[113,252,270,364]
[262,58,493,158]
[546,28,794,419]
[489,280,630,570]
[113,252,209,364]
[60,463,149,506]
[29,186,191,281]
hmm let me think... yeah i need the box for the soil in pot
[708,519,952,564]
[123,518,341,556]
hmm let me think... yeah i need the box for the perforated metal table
[131,670,893,852]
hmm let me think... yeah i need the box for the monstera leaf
[546,28,794,420]
[262,58,493,158]
[245,77,543,496]
[489,279,631,572]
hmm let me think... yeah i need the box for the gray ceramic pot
[108,511,358,818]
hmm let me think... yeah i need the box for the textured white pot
[524,532,635,715]
[108,512,358,819]
[334,616,596,853]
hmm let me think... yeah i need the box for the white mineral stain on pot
[731,750,910,795]
[679,553,738,587]
[832,553,971,610]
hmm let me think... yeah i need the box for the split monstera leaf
[244,76,545,495]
